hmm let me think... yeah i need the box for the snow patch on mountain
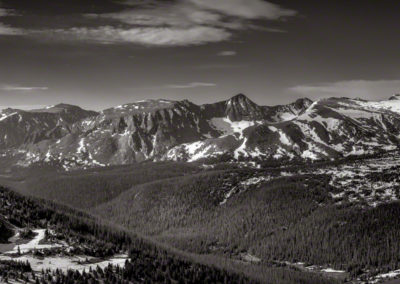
[234,138,248,159]
[77,138,86,154]
[268,126,291,146]
[210,117,258,138]
[0,112,17,122]
[356,98,400,114]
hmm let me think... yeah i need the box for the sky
[0,0,399,110]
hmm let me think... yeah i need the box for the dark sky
[0,0,399,110]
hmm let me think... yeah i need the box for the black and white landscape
[2,94,400,170]
[1,1,400,284]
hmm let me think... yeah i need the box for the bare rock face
[224,93,266,121]
[2,93,400,170]
[0,104,98,149]
[201,94,268,121]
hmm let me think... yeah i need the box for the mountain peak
[225,94,264,121]
[226,94,258,109]
[231,93,248,99]
[389,94,400,100]
[295,97,313,104]
[228,93,254,103]
[293,97,313,109]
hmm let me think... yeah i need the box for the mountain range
[1,94,400,171]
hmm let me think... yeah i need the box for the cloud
[217,50,237,56]
[56,0,296,46]
[107,0,295,24]
[0,0,296,46]
[52,25,230,46]
[0,85,49,91]
[289,80,400,101]
[165,82,217,89]
[0,23,21,35]
[0,5,23,35]
[189,0,296,19]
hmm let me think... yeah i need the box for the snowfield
[282,261,347,279]
[0,228,129,273]
[0,254,128,273]
[210,117,259,139]
[11,229,63,254]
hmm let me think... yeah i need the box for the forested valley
[0,185,336,284]
[2,156,400,283]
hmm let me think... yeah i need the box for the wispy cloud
[0,6,22,35]
[289,80,400,100]
[0,85,49,91]
[0,23,21,35]
[92,0,295,46]
[217,50,237,56]
[165,82,217,89]
[7,0,296,46]
[189,0,296,19]
[52,26,230,46]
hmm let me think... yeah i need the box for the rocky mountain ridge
[1,94,400,170]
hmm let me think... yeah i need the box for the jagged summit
[199,93,267,121]
[227,93,255,103]
[224,94,264,121]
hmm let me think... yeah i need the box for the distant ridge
[0,93,400,170]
